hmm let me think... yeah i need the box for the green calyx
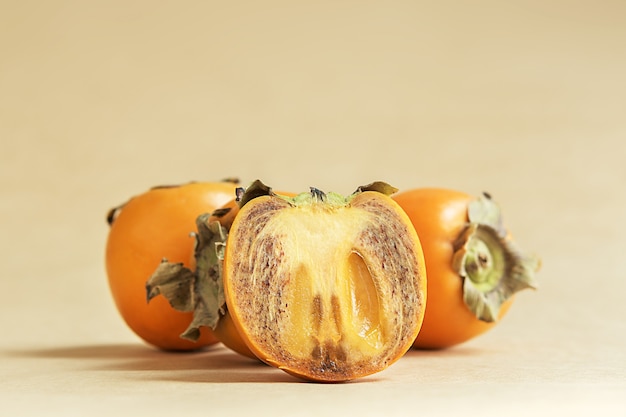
[237,179,398,209]
[452,193,540,323]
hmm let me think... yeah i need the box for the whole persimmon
[105,180,238,351]
[392,188,540,349]
[148,180,427,382]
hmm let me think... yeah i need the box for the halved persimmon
[223,181,426,381]
[148,180,427,382]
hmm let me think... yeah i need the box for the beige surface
[1,0,625,415]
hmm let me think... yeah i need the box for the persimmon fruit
[148,180,427,382]
[392,188,540,349]
[105,180,238,351]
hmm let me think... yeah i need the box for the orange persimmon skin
[106,182,237,351]
[392,188,512,349]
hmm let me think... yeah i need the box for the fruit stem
[310,187,327,202]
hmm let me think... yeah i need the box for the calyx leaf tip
[237,179,274,208]
[354,181,399,196]
[145,260,195,312]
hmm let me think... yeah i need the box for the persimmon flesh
[223,185,426,381]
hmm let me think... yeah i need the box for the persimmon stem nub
[235,187,245,202]
[310,187,326,202]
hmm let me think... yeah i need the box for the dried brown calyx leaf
[146,213,229,340]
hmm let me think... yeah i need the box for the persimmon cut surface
[223,187,426,381]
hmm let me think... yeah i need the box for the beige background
[1,0,625,415]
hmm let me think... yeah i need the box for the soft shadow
[158,372,383,384]
[6,343,297,383]
[7,343,170,360]
[6,343,379,384]
[404,344,493,359]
